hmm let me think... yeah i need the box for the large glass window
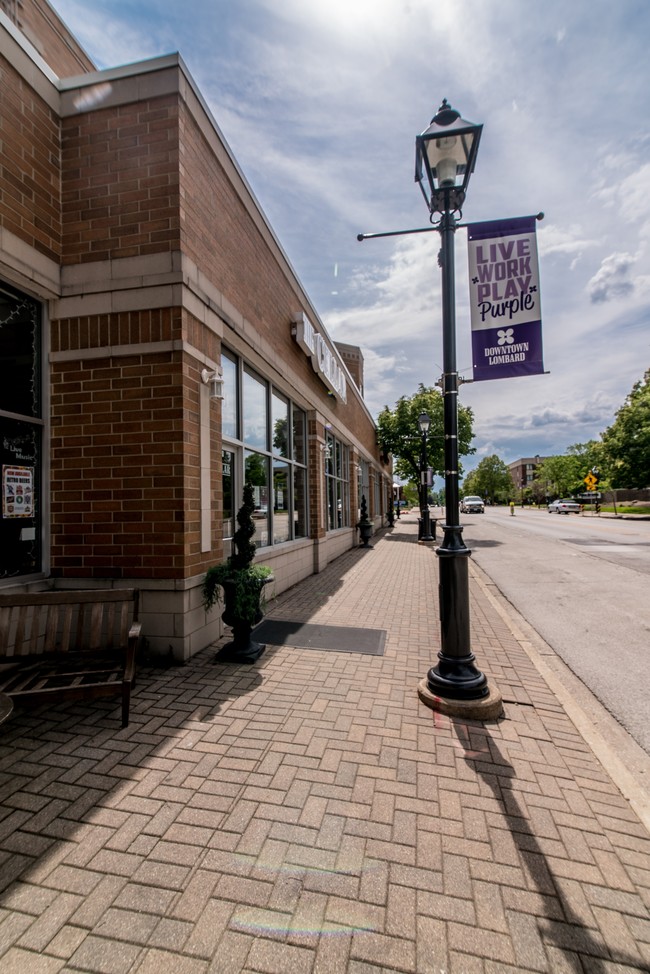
[272,460,290,544]
[358,460,370,520]
[243,368,267,451]
[245,450,270,547]
[0,282,43,578]
[221,353,238,439]
[221,351,307,548]
[325,433,350,530]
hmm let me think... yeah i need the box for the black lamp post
[414,99,490,703]
[418,412,435,543]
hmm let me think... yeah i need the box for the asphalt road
[455,506,650,755]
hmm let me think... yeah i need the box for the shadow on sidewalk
[382,530,421,543]
[451,720,648,972]
[0,655,264,901]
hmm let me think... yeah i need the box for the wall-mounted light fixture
[201,367,224,400]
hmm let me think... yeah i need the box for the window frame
[325,432,350,531]
[221,349,308,548]
[0,280,47,581]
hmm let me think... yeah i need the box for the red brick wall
[179,105,317,384]
[0,54,61,261]
[5,0,95,77]
[49,309,224,579]
[61,95,180,263]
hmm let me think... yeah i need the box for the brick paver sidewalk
[1,515,649,973]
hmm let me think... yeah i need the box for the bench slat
[0,606,10,654]
[106,602,116,651]
[28,604,41,655]
[0,589,136,607]
[45,604,58,653]
[15,605,28,656]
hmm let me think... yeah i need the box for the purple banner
[467,216,544,382]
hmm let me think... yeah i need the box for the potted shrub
[356,493,374,548]
[202,482,273,663]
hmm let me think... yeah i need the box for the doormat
[252,619,386,656]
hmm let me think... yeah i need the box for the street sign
[584,473,598,489]
[577,492,601,501]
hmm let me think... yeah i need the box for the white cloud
[588,252,637,303]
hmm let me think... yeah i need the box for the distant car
[547,499,581,514]
[460,495,484,513]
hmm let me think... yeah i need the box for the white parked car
[547,499,581,514]
[460,496,484,513]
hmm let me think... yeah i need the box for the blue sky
[53,0,650,472]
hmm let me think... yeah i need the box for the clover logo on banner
[497,328,515,346]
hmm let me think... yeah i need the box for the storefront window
[272,392,288,458]
[243,368,267,451]
[0,283,43,578]
[221,353,238,439]
[245,450,270,547]
[222,351,308,548]
[325,433,349,530]
[358,460,370,519]
[273,460,290,544]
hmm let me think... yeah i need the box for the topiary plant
[356,493,374,548]
[202,483,273,662]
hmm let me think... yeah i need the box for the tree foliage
[601,369,650,489]
[376,384,475,488]
[534,441,603,498]
[461,455,512,503]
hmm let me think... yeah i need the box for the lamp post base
[426,652,488,699]
[418,677,503,720]
[419,508,435,544]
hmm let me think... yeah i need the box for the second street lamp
[418,411,435,543]
[415,100,502,717]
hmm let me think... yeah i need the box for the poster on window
[2,465,34,518]
[467,216,544,382]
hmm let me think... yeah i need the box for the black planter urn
[216,574,273,664]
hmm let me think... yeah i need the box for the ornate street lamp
[415,98,482,218]
[415,100,499,712]
[418,412,435,543]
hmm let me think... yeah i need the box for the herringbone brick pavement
[0,514,649,973]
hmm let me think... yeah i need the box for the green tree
[461,455,512,504]
[376,384,475,492]
[534,442,606,499]
[601,369,650,489]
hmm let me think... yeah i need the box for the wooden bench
[0,589,140,727]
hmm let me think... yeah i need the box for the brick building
[0,1,391,659]
[508,456,545,500]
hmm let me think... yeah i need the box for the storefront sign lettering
[292,313,347,402]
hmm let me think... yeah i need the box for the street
[456,505,650,755]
